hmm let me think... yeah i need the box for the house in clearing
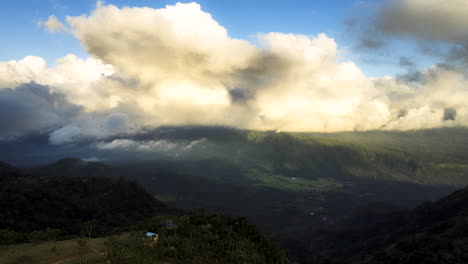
[145,232,159,247]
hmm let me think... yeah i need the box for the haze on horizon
[1,0,468,145]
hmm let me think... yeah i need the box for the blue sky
[0,0,415,77]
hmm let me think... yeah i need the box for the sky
[2,0,468,146]
[0,0,394,76]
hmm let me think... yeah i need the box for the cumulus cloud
[376,66,468,130]
[38,15,68,33]
[0,55,115,110]
[63,3,392,132]
[3,2,468,144]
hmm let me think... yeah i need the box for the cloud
[67,3,256,84]
[0,83,80,139]
[399,57,415,68]
[0,54,115,110]
[4,2,468,144]
[38,15,68,33]
[346,0,468,66]
[344,17,387,52]
[48,112,138,144]
[63,3,391,132]
[48,125,82,144]
[376,66,468,130]
[96,138,205,152]
[0,56,48,88]
[377,0,468,44]
[358,0,468,64]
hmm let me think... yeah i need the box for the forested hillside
[305,185,468,263]
[0,162,290,264]
[0,161,168,243]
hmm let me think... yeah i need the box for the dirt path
[48,255,80,264]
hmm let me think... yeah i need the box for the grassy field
[0,237,107,264]
[247,169,343,191]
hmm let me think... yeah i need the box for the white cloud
[3,2,468,143]
[63,2,391,132]
[96,139,138,150]
[38,15,68,33]
[96,138,203,152]
[49,125,82,145]
[0,54,116,111]
[0,56,47,88]
[48,112,137,144]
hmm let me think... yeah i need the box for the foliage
[105,213,289,264]
[28,228,61,244]
[305,185,468,264]
[4,127,468,263]
[0,230,25,245]
[0,164,169,240]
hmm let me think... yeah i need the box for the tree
[0,229,24,245]
[43,228,61,257]
[81,219,98,239]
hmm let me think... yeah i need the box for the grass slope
[0,237,106,264]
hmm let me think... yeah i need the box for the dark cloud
[228,88,255,104]
[106,74,140,88]
[443,108,457,121]
[399,57,415,68]
[359,37,386,50]
[345,0,468,68]
[396,63,459,83]
[396,71,423,83]
[377,0,468,44]
[0,83,81,140]
[446,45,468,65]
[344,18,387,51]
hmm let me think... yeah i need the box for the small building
[145,232,159,247]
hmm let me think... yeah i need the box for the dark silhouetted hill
[26,158,112,178]
[0,161,168,236]
[309,185,468,264]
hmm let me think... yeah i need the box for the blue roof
[146,232,157,237]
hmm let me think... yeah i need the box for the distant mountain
[26,158,112,178]
[0,160,21,178]
[124,126,468,187]
[2,126,468,187]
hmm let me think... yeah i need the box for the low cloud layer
[97,138,206,152]
[2,2,468,144]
